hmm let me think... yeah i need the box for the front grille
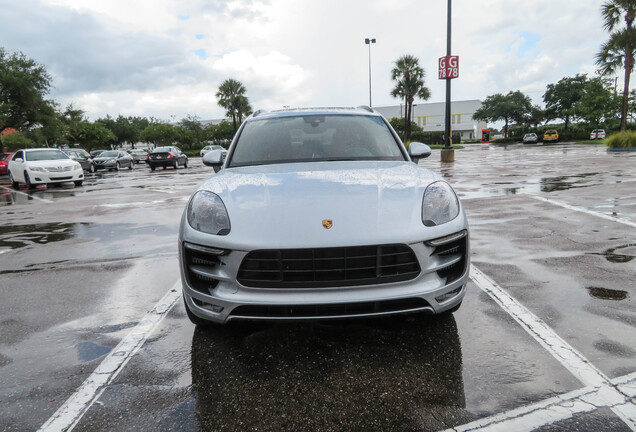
[183,243,224,293]
[230,297,431,319]
[46,166,73,172]
[237,244,420,288]
[430,231,468,284]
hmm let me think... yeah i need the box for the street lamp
[364,38,376,107]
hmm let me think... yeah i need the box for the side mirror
[15,158,23,163]
[408,142,432,164]
[202,150,224,173]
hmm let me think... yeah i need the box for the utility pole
[365,38,376,107]
[440,0,456,163]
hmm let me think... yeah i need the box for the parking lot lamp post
[365,38,376,107]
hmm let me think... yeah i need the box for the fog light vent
[192,298,224,313]
[436,286,462,303]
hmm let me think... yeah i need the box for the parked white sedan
[8,148,84,189]
[200,145,228,158]
[179,107,470,326]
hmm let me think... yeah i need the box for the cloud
[0,0,614,121]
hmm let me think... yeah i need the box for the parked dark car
[128,148,148,163]
[92,150,134,171]
[0,152,13,175]
[63,148,95,172]
[146,146,188,171]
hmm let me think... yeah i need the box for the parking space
[0,144,635,431]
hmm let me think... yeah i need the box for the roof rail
[252,109,266,117]
[357,105,374,113]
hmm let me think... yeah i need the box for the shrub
[410,131,461,145]
[605,131,636,148]
[1,132,34,151]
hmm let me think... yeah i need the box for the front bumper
[179,230,470,324]
[28,169,83,184]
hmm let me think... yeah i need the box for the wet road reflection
[191,315,473,431]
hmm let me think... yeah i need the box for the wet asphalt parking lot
[0,142,635,432]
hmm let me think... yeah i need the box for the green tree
[139,123,181,147]
[543,74,588,130]
[97,115,150,148]
[205,120,235,146]
[388,117,423,140]
[67,121,116,150]
[180,114,205,148]
[575,77,620,129]
[473,91,534,138]
[0,47,55,134]
[216,79,252,133]
[596,0,636,131]
[390,55,431,142]
[1,131,35,151]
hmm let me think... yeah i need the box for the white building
[374,99,486,141]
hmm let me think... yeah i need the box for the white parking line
[38,280,182,432]
[468,265,636,431]
[0,185,54,203]
[443,373,636,432]
[529,195,636,229]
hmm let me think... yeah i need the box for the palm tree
[390,55,431,142]
[215,79,253,132]
[595,0,636,131]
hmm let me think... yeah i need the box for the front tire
[115,162,120,171]
[24,172,35,190]
[9,172,19,188]
[183,159,188,168]
[129,161,134,170]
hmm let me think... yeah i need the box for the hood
[26,159,78,167]
[185,161,461,250]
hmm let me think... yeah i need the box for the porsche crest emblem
[322,219,333,229]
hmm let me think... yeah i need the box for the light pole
[365,38,376,107]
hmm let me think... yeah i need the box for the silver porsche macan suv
[179,107,469,325]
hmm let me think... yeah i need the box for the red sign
[439,55,459,79]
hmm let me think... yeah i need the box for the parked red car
[0,152,13,175]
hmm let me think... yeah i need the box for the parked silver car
[522,133,538,144]
[92,150,134,171]
[179,107,470,325]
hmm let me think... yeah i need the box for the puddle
[591,244,636,263]
[0,223,80,249]
[540,172,601,193]
[0,222,176,251]
[587,287,629,301]
[76,341,111,362]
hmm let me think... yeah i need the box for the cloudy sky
[0,0,609,122]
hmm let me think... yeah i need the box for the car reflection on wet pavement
[190,316,468,431]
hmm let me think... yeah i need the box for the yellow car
[543,129,559,143]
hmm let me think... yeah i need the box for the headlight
[107,159,115,163]
[187,191,231,235]
[74,163,82,170]
[29,166,46,172]
[421,181,459,227]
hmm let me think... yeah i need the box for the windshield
[25,150,70,161]
[99,151,119,157]
[229,114,405,167]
